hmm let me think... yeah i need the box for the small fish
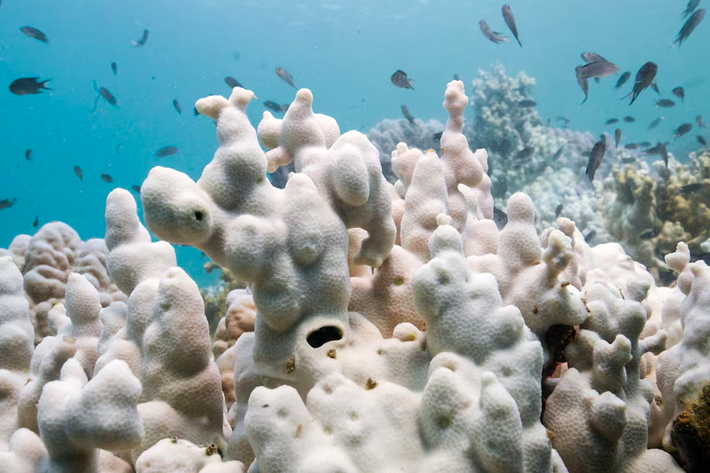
[9,77,51,96]
[645,143,662,155]
[433,131,443,142]
[224,76,242,89]
[275,67,297,88]
[132,29,149,47]
[25,149,33,161]
[640,141,652,147]
[648,117,665,129]
[155,145,179,157]
[493,207,508,230]
[674,9,705,47]
[655,99,676,108]
[683,0,701,18]
[20,26,48,43]
[554,204,564,218]
[614,128,622,147]
[575,67,590,103]
[553,146,565,160]
[479,20,508,44]
[74,166,83,181]
[627,62,658,105]
[401,105,416,125]
[101,173,114,183]
[659,143,669,168]
[584,230,597,244]
[698,135,708,146]
[391,69,414,89]
[173,99,182,114]
[131,185,141,193]
[92,81,118,111]
[614,72,631,89]
[514,146,535,160]
[585,138,607,182]
[698,115,707,128]
[624,143,640,150]
[672,87,685,101]
[0,198,17,210]
[674,123,693,139]
[453,74,461,81]
[621,157,638,164]
[517,99,537,107]
[502,5,522,47]
[606,118,619,125]
[578,60,619,80]
[111,62,118,76]
[263,100,289,113]
[680,183,705,193]
[639,228,657,240]
[33,216,39,228]
[623,116,635,123]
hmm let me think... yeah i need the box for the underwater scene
[1,0,709,472]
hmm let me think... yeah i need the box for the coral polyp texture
[0,80,704,473]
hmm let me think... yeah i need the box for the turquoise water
[1,0,707,283]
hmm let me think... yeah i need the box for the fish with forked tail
[502,5,522,47]
[391,70,414,89]
[479,20,508,44]
[673,9,705,47]
[626,62,657,105]
[275,67,297,88]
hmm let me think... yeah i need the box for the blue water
[1,0,707,284]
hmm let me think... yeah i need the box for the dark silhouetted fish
[640,141,652,147]
[553,146,565,160]
[606,118,619,125]
[623,116,635,123]
[132,29,149,47]
[275,67,297,88]
[680,183,705,194]
[92,81,118,111]
[584,229,597,244]
[101,173,114,183]
[575,66,589,103]
[514,146,535,160]
[659,143,669,168]
[391,69,414,89]
[194,107,200,117]
[115,143,123,154]
[674,123,693,139]
[263,100,289,113]
[131,185,141,193]
[627,62,658,105]
[585,138,606,182]
[493,207,508,230]
[502,5,522,47]
[518,99,537,107]
[625,143,640,150]
[621,157,638,164]
[155,145,179,157]
[25,149,33,161]
[648,117,665,129]
[401,105,415,125]
[173,99,182,114]
[698,115,708,128]
[225,76,242,89]
[20,26,48,43]
[479,20,508,44]
[672,87,685,101]
[615,128,622,147]
[33,216,38,228]
[9,77,51,95]
[683,0,701,18]
[614,72,631,89]
[673,9,705,47]
[655,99,676,108]
[698,135,708,146]
[0,198,17,210]
[111,62,118,76]
[555,204,564,218]
[74,166,83,181]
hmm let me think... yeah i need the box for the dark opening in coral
[307,326,343,348]
[195,211,204,221]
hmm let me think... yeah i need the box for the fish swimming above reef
[479,20,508,44]
[517,99,536,107]
[655,99,676,108]
[680,182,705,194]
[101,173,114,183]
[92,81,118,111]
[698,115,708,128]
[555,204,564,218]
[514,146,535,161]
[553,146,565,160]
[606,118,619,125]
[391,70,414,89]
[626,62,658,105]
[623,116,635,123]
[0,198,17,210]
[614,72,631,89]
[585,137,606,182]
[20,26,48,43]
[132,29,149,46]
[74,166,83,181]
[25,149,33,161]
[576,57,618,103]
[9,77,51,95]
[615,128,622,147]
[624,143,640,150]
[401,105,416,125]
[672,87,685,101]
[224,76,242,89]
[131,185,141,193]
[173,99,182,114]
[673,8,705,47]
[263,100,289,113]
[575,67,590,103]
[111,62,118,76]
[33,216,39,228]
[683,0,701,18]
[698,135,708,146]
[502,5,522,47]
[275,67,297,88]
[674,123,693,139]
[155,145,179,157]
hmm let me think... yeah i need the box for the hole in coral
[195,211,204,221]
[262,404,269,408]
[307,326,343,348]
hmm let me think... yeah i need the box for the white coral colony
[0,80,699,473]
